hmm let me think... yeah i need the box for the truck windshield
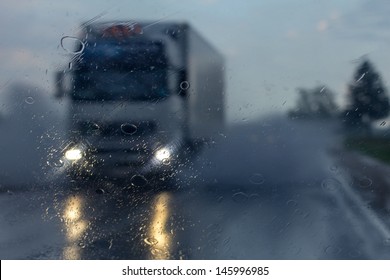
[72,68,169,101]
[71,39,169,101]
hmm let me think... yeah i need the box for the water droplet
[356,73,365,83]
[329,165,338,172]
[60,36,85,54]
[383,238,390,246]
[249,193,261,202]
[121,123,137,135]
[223,237,231,246]
[324,245,341,255]
[161,158,171,166]
[180,81,190,90]
[95,188,105,194]
[249,173,265,185]
[87,122,100,134]
[232,192,249,203]
[321,178,341,192]
[150,248,169,259]
[129,22,143,34]
[144,237,158,246]
[47,157,64,168]
[286,199,298,207]
[380,121,386,126]
[294,208,304,216]
[25,96,35,104]
[130,175,148,187]
[6,190,14,195]
[358,177,372,188]
[348,249,362,258]
[53,159,64,168]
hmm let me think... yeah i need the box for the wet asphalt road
[2,113,390,260]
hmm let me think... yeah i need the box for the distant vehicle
[55,21,224,181]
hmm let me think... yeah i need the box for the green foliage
[289,85,338,119]
[344,59,390,127]
[344,137,390,164]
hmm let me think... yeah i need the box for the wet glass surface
[1,0,390,260]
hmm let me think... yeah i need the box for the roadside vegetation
[342,59,390,163]
[289,58,390,165]
[344,137,390,164]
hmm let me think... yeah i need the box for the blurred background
[1,0,390,260]
[2,0,390,121]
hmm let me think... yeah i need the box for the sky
[1,0,390,123]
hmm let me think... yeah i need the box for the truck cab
[56,21,224,181]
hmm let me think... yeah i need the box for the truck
[55,21,224,182]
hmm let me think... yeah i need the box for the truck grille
[77,121,157,137]
[91,147,150,167]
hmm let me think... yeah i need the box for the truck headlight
[155,147,171,161]
[65,148,83,161]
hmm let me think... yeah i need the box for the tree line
[289,58,390,132]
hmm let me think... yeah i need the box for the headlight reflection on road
[145,192,172,259]
[62,195,88,259]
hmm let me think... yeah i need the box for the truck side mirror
[54,71,65,99]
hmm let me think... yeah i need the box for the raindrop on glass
[321,178,341,192]
[358,177,372,188]
[294,208,304,216]
[180,81,190,90]
[88,122,100,134]
[286,199,298,207]
[60,36,85,54]
[223,237,231,247]
[121,123,137,135]
[329,165,338,172]
[130,175,148,187]
[95,188,105,194]
[47,157,64,168]
[249,193,261,202]
[348,249,362,258]
[151,248,164,256]
[356,73,365,83]
[249,173,265,185]
[232,192,249,203]
[144,237,158,246]
[25,96,35,104]
[383,238,390,246]
[129,22,143,34]
[324,245,341,255]
[53,159,64,168]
